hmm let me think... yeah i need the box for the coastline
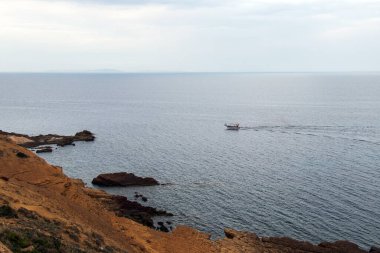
[0,132,378,253]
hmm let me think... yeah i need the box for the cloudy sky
[0,0,379,72]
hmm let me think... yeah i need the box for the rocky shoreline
[91,173,173,231]
[0,132,378,252]
[0,130,173,232]
[0,129,95,149]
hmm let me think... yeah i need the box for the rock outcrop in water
[35,146,53,153]
[109,195,172,227]
[0,136,374,253]
[92,172,159,187]
[219,228,368,253]
[0,129,95,148]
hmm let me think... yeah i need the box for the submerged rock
[92,172,159,187]
[133,192,148,202]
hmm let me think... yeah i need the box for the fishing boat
[224,123,240,130]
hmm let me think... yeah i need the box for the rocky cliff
[0,136,375,253]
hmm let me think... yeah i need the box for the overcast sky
[0,0,379,72]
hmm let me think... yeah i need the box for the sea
[0,73,379,249]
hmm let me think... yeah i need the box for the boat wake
[237,125,380,146]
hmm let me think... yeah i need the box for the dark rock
[16,152,28,158]
[222,229,369,253]
[56,137,74,147]
[36,147,53,153]
[92,172,159,187]
[104,195,172,229]
[257,237,366,253]
[0,176,9,181]
[224,228,238,239]
[74,130,95,141]
[159,226,170,232]
[166,221,172,225]
[370,246,380,253]
[156,222,170,232]
[141,197,148,202]
[262,237,323,252]
[319,241,365,253]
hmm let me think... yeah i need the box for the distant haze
[1,0,379,72]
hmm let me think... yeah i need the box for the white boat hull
[224,123,240,130]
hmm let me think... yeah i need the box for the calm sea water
[0,73,379,249]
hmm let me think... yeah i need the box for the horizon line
[1,70,380,74]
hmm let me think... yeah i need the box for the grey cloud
[0,0,379,72]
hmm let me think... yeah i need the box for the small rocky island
[0,130,95,150]
[92,172,159,187]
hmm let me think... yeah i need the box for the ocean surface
[0,73,379,249]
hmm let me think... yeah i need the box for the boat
[224,123,240,130]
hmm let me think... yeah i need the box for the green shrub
[3,230,31,249]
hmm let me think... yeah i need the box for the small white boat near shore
[224,123,240,130]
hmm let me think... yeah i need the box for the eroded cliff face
[0,137,373,253]
[0,136,221,253]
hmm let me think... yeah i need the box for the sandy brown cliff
[0,136,375,253]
